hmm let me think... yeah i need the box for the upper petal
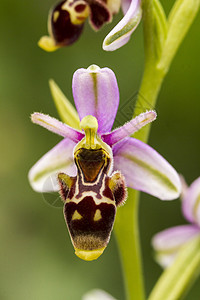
[101,110,156,146]
[28,138,76,192]
[152,225,200,268]
[182,177,200,226]
[103,0,142,51]
[31,113,84,142]
[72,65,119,133]
[113,137,181,200]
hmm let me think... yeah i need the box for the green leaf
[148,236,200,300]
[157,0,200,73]
[153,0,168,60]
[49,79,80,130]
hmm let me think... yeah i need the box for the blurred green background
[0,0,200,299]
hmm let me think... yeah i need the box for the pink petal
[72,65,119,133]
[103,0,142,51]
[152,225,200,268]
[28,139,76,192]
[182,177,200,226]
[101,110,156,146]
[121,0,132,14]
[113,137,181,200]
[31,113,84,142]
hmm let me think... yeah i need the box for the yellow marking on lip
[109,172,121,192]
[66,192,115,205]
[61,1,89,25]
[94,209,102,221]
[75,247,105,261]
[72,210,82,220]
[53,11,60,22]
[38,36,60,52]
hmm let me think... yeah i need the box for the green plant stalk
[133,0,165,142]
[114,1,165,299]
[114,0,168,299]
[114,62,165,300]
[114,0,200,299]
[114,189,145,300]
[133,64,165,142]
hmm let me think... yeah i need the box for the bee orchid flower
[152,176,200,268]
[29,65,181,261]
[38,0,142,51]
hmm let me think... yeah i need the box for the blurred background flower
[0,0,200,299]
[152,177,200,268]
[38,0,141,51]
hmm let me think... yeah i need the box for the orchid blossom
[152,176,200,268]
[38,0,142,52]
[29,65,181,261]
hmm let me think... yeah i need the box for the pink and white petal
[182,177,200,226]
[152,225,200,268]
[155,252,177,269]
[101,110,156,146]
[83,289,116,300]
[113,137,181,200]
[72,65,119,133]
[31,113,84,142]
[103,0,142,51]
[179,174,188,198]
[121,0,132,14]
[28,139,76,192]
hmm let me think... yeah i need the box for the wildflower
[29,65,181,261]
[38,0,142,51]
[152,176,200,268]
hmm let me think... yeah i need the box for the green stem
[114,45,165,300]
[133,64,164,142]
[114,189,145,300]
[134,0,166,142]
[142,0,155,63]
[114,1,165,299]
[148,237,200,300]
[114,0,200,299]
[115,67,164,299]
